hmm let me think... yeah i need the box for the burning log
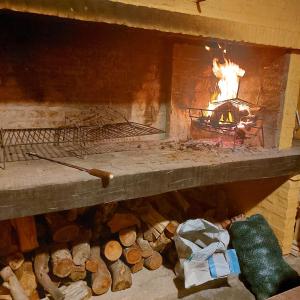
[108,260,132,292]
[119,227,136,247]
[69,265,86,282]
[51,244,73,278]
[103,241,122,262]
[144,251,163,270]
[14,262,37,298]
[12,217,39,253]
[107,211,140,233]
[123,245,142,265]
[33,251,64,300]
[6,253,24,271]
[45,213,80,243]
[89,246,111,295]
[0,266,28,300]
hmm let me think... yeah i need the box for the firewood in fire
[44,213,80,243]
[136,234,153,258]
[12,217,39,253]
[107,211,141,233]
[6,253,24,271]
[0,266,28,300]
[89,246,111,295]
[108,260,132,292]
[130,258,144,274]
[69,265,86,282]
[123,245,142,265]
[33,250,64,300]
[144,251,163,270]
[14,262,37,298]
[119,227,137,247]
[103,241,122,262]
[51,244,73,278]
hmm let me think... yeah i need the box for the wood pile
[0,187,231,300]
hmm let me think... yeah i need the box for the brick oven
[0,1,300,299]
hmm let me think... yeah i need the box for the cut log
[123,245,142,265]
[165,221,179,239]
[149,232,171,253]
[171,191,190,212]
[119,227,136,247]
[144,251,163,270]
[60,281,92,300]
[103,241,122,262]
[0,221,18,256]
[89,246,111,295]
[51,244,73,278]
[65,209,78,222]
[130,258,144,274]
[72,242,90,266]
[15,262,37,298]
[33,251,63,300]
[13,217,39,253]
[108,260,132,292]
[45,213,80,243]
[143,224,160,242]
[107,212,140,233]
[136,235,153,258]
[6,253,24,271]
[0,266,28,300]
[69,265,86,282]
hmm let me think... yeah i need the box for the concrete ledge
[0,147,300,220]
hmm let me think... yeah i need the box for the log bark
[15,262,37,298]
[45,213,80,243]
[136,234,153,258]
[89,246,111,295]
[69,265,86,282]
[0,266,28,300]
[13,217,39,253]
[72,242,90,266]
[33,251,64,300]
[6,253,24,271]
[119,227,136,247]
[107,212,140,233]
[123,245,142,265]
[103,241,122,262]
[144,251,163,270]
[108,260,132,292]
[51,244,73,278]
[130,258,144,274]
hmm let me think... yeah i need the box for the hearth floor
[93,255,300,300]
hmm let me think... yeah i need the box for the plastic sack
[230,214,300,300]
[174,218,240,288]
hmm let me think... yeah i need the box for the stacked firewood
[0,188,230,300]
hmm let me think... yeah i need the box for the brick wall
[0,12,171,131]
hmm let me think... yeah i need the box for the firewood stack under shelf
[0,187,231,300]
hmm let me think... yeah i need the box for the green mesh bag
[229,214,300,300]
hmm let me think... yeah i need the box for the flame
[206,57,249,123]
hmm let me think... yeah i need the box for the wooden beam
[0,148,300,220]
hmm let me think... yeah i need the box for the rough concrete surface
[93,256,300,300]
